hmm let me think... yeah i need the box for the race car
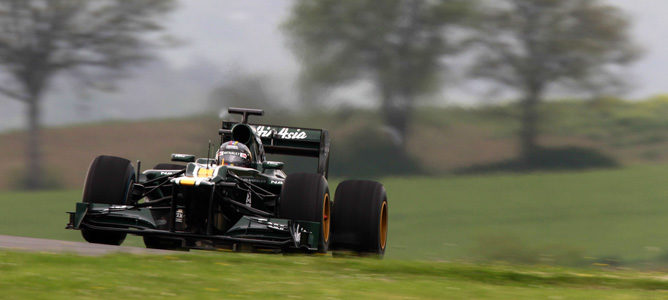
[66,107,388,255]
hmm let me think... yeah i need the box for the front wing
[66,202,321,251]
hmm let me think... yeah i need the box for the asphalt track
[0,235,175,256]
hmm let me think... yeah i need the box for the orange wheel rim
[380,201,388,250]
[322,193,330,242]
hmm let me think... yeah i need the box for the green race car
[67,108,388,255]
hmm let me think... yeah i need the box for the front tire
[80,155,135,246]
[279,173,331,253]
[331,180,388,256]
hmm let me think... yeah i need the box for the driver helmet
[217,141,252,167]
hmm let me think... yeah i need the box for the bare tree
[0,0,174,189]
[472,0,639,167]
[284,0,476,149]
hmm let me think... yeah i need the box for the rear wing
[221,121,331,179]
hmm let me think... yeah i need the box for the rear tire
[81,155,135,246]
[331,180,388,256]
[279,173,331,253]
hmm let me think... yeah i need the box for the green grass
[386,165,668,264]
[3,165,668,265]
[0,189,145,247]
[1,251,668,299]
[4,166,668,297]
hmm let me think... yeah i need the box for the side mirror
[262,161,284,170]
[171,154,196,163]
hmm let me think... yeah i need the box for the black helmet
[217,141,252,168]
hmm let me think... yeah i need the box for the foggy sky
[162,0,667,100]
[0,0,665,132]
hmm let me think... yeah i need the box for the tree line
[0,0,639,189]
[283,0,639,168]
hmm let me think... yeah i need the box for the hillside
[3,98,668,189]
[0,117,222,189]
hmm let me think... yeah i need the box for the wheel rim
[322,193,330,242]
[379,200,388,250]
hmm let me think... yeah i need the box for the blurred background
[1,0,668,267]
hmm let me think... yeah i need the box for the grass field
[2,251,668,299]
[4,165,668,297]
[386,165,668,265]
[2,165,668,266]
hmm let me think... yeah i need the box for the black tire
[80,155,135,246]
[279,173,331,253]
[331,180,388,256]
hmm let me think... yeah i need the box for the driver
[216,141,252,168]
